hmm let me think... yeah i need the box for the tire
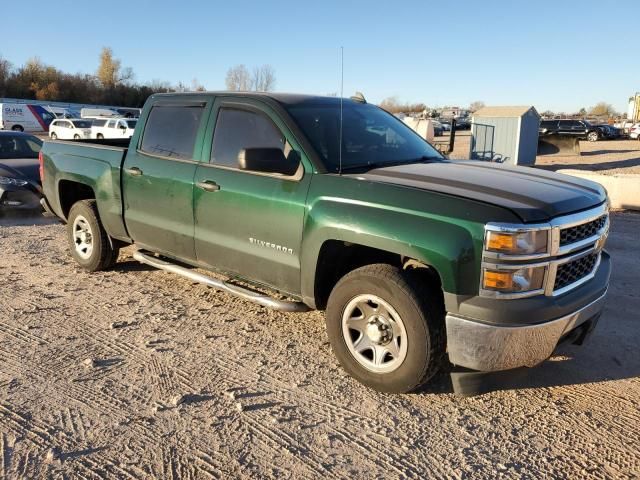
[325,264,445,393]
[73,134,81,140]
[587,131,599,142]
[67,200,119,271]
[97,133,104,139]
[50,132,57,140]
[11,125,24,132]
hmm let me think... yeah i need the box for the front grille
[554,253,598,291]
[560,215,607,246]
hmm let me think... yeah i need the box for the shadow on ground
[0,209,59,227]
[536,156,640,172]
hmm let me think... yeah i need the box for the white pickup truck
[91,118,137,139]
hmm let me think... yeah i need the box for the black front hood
[0,158,41,191]
[356,161,606,222]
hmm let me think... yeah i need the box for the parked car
[49,119,93,140]
[629,123,640,140]
[0,102,56,133]
[596,124,620,140]
[539,119,601,142]
[91,118,137,139]
[80,108,119,119]
[40,92,611,394]
[430,120,444,137]
[0,131,42,210]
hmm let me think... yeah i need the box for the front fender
[300,175,519,305]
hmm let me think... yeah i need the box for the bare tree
[469,101,485,113]
[589,102,618,118]
[252,65,276,92]
[225,65,252,91]
[191,78,206,92]
[379,96,426,114]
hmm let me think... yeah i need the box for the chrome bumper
[445,290,607,372]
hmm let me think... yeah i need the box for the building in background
[470,106,540,166]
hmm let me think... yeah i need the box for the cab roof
[151,91,364,108]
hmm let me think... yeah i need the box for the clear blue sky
[2,0,638,112]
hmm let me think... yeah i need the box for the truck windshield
[286,102,443,172]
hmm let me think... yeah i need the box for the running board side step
[132,250,310,313]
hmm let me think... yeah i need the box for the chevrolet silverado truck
[40,92,611,393]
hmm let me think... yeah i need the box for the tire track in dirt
[201,355,451,479]
[1,403,147,480]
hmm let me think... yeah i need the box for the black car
[539,119,601,142]
[0,132,43,211]
[595,124,620,140]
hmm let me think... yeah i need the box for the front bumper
[445,253,610,372]
[0,187,42,210]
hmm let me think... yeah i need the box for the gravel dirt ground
[442,132,640,175]
[0,210,639,479]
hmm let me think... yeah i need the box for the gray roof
[473,106,539,118]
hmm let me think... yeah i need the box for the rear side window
[92,119,107,127]
[211,108,285,168]
[140,105,205,160]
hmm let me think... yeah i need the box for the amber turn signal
[483,270,514,290]
[486,232,516,252]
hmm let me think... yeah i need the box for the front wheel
[73,134,81,140]
[325,264,445,393]
[67,200,119,271]
[587,131,599,142]
[97,133,104,139]
[50,132,58,140]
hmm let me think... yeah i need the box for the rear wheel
[11,125,24,132]
[587,131,599,142]
[97,133,104,139]
[67,200,119,271]
[325,264,445,393]
[73,134,81,140]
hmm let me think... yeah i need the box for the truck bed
[41,139,130,241]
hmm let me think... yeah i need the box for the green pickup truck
[40,92,611,393]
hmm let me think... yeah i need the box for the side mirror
[237,148,299,176]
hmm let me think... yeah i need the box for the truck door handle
[125,167,143,176]
[196,180,220,192]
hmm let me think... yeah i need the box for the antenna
[339,46,344,175]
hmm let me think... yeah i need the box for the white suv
[629,123,640,140]
[91,118,137,139]
[49,119,93,140]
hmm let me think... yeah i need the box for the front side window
[286,101,442,172]
[140,105,205,160]
[211,108,286,168]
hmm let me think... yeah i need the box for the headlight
[482,265,546,293]
[485,229,548,256]
[0,176,29,187]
